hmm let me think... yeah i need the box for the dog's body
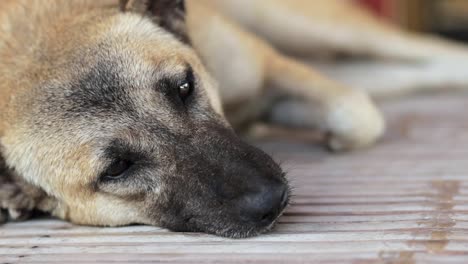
[0,0,466,237]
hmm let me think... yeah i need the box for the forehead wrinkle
[63,59,138,116]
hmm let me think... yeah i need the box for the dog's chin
[154,213,282,238]
[191,208,287,238]
[216,220,280,239]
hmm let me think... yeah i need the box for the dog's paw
[0,181,36,222]
[325,90,385,151]
[0,165,50,222]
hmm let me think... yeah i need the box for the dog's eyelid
[104,159,132,177]
[102,140,148,165]
[156,66,192,89]
[167,66,195,88]
[184,66,195,83]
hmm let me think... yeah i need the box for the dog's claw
[8,208,32,221]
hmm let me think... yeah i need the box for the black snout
[238,181,289,226]
[156,123,290,237]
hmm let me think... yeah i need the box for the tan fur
[0,0,465,228]
[0,0,223,225]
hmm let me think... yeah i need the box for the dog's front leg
[0,170,34,222]
[0,161,55,223]
[263,52,385,151]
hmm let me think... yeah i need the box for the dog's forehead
[74,13,224,117]
[99,13,199,70]
[35,13,221,121]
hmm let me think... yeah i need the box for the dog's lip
[163,204,288,238]
[150,206,288,239]
[219,215,284,239]
[216,196,290,239]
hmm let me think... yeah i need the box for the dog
[0,0,466,238]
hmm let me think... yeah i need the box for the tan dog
[0,0,465,237]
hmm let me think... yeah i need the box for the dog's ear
[120,0,189,44]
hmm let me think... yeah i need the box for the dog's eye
[178,69,194,102]
[178,82,192,100]
[103,159,132,180]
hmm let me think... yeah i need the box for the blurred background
[356,0,468,42]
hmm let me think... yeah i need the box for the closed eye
[101,159,133,181]
[99,140,147,183]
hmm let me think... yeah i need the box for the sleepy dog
[1,0,465,238]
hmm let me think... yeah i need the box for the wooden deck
[1,92,468,263]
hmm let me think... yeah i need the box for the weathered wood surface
[1,92,468,264]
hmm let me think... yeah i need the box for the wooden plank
[1,92,468,263]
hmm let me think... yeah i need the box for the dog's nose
[238,182,288,225]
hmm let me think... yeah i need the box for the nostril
[238,182,289,225]
[261,211,276,222]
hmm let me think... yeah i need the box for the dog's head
[0,0,289,237]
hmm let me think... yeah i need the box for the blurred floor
[1,91,468,263]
